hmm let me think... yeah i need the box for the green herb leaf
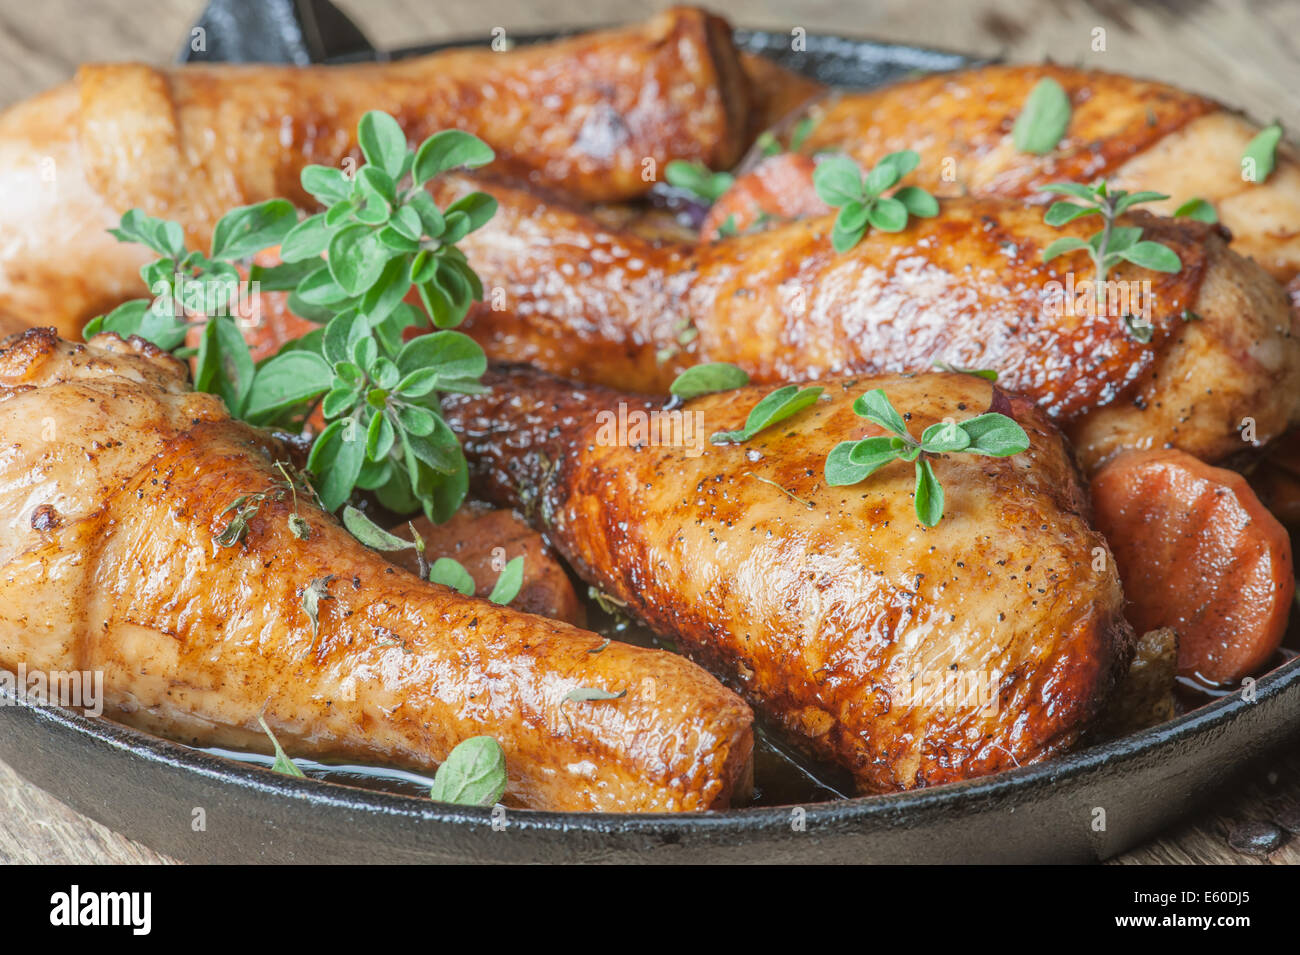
[257,715,306,778]
[412,130,495,185]
[308,418,366,511]
[852,388,909,437]
[357,110,409,179]
[1103,225,1144,257]
[1041,236,1091,262]
[790,115,817,151]
[831,213,867,253]
[711,385,823,444]
[327,224,390,296]
[958,413,1030,456]
[301,165,352,205]
[1112,190,1170,214]
[836,199,870,233]
[296,264,351,305]
[845,434,906,472]
[878,149,920,180]
[866,196,908,232]
[669,362,751,400]
[1043,201,1096,226]
[1173,197,1218,223]
[109,209,185,259]
[1013,77,1071,155]
[1123,314,1154,343]
[342,505,414,551]
[1118,241,1182,273]
[396,330,486,382]
[442,193,499,237]
[664,160,735,202]
[249,258,320,292]
[812,155,864,206]
[429,736,507,807]
[892,186,939,218]
[243,352,331,423]
[1036,182,1099,202]
[429,557,475,595]
[920,420,972,453]
[825,440,880,486]
[932,361,998,381]
[194,316,256,417]
[1242,122,1283,184]
[301,575,333,643]
[863,158,903,197]
[913,458,944,527]
[210,200,297,261]
[487,556,525,605]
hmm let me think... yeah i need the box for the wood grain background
[0,0,1296,864]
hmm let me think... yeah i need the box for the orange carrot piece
[1092,448,1294,686]
[700,152,826,240]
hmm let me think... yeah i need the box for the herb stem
[747,472,815,509]
[1095,204,1114,302]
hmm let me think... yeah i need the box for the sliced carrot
[700,152,826,240]
[1091,448,1294,686]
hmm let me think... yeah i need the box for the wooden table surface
[0,0,1297,865]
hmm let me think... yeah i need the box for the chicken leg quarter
[444,365,1135,793]
[0,328,754,813]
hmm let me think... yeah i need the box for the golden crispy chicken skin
[444,365,1135,793]
[785,64,1300,282]
[0,6,748,338]
[389,504,587,628]
[438,175,1300,473]
[738,51,826,141]
[0,328,754,812]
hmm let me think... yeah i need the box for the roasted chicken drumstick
[717,64,1300,282]
[0,6,747,337]
[444,365,1135,793]
[0,328,754,812]
[439,175,1300,473]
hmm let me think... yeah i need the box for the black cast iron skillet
[2,0,1297,864]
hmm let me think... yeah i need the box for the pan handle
[178,0,376,64]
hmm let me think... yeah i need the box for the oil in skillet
[200,571,1300,804]
[201,595,853,807]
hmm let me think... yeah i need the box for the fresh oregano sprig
[1039,180,1182,302]
[824,388,1029,527]
[86,110,500,524]
[85,201,299,414]
[812,150,939,252]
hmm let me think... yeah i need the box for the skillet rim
[4,20,1294,858]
